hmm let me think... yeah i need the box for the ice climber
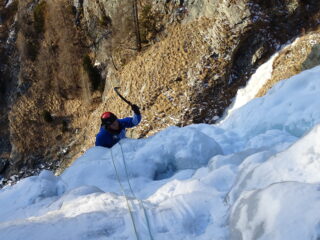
[95,104,141,148]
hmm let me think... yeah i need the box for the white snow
[1,53,320,239]
[230,182,320,240]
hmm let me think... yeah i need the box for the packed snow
[1,65,320,239]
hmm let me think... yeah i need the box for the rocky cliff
[257,28,320,97]
[0,0,319,184]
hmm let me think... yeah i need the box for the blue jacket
[95,113,142,148]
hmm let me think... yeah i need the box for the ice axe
[114,87,133,107]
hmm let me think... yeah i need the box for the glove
[131,104,140,115]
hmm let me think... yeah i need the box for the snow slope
[1,63,320,239]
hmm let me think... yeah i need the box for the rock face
[257,28,320,97]
[1,0,93,181]
[0,0,19,177]
[82,0,320,135]
[0,0,319,182]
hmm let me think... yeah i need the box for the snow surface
[1,65,320,238]
[220,66,320,140]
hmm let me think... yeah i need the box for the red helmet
[101,112,117,126]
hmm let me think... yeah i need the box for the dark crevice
[153,163,177,180]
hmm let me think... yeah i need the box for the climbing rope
[110,147,140,240]
[118,141,154,240]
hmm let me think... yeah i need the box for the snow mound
[132,126,223,180]
[0,170,64,222]
[228,123,320,202]
[230,182,320,240]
